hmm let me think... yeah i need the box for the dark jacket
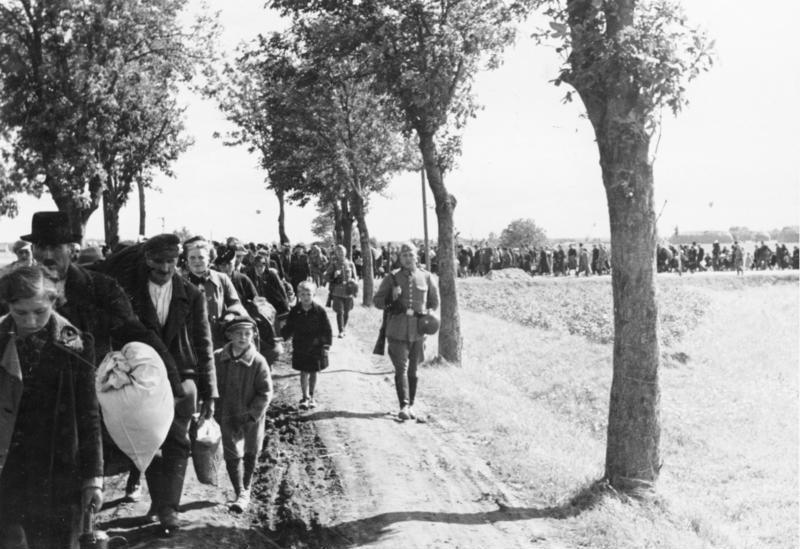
[130,270,217,401]
[245,265,290,318]
[0,313,103,488]
[59,263,185,398]
[289,252,310,287]
[280,302,332,372]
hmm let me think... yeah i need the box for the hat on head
[223,314,256,335]
[143,233,181,258]
[399,241,418,254]
[12,240,31,254]
[214,246,236,266]
[20,211,81,245]
[183,235,207,252]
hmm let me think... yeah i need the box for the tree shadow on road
[300,479,613,548]
[272,369,393,380]
[94,523,268,549]
[298,410,393,422]
[323,368,395,376]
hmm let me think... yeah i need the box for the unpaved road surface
[96,301,564,548]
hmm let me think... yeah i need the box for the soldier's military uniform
[373,264,439,415]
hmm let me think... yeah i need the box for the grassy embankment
[346,270,798,549]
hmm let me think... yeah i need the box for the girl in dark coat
[280,281,332,410]
[0,266,103,548]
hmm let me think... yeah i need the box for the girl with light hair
[280,281,333,410]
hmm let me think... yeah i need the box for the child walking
[214,315,273,513]
[280,281,332,410]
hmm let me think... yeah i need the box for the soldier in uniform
[373,242,439,421]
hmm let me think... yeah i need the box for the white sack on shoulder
[96,342,174,472]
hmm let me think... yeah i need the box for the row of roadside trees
[0,0,714,497]
[0,0,217,248]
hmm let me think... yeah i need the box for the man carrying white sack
[126,233,216,536]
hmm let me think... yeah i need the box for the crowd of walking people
[449,240,800,278]
[0,212,440,548]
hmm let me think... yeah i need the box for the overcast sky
[3,0,799,245]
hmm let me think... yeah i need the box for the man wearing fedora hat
[20,212,184,392]
[21,212,188,495]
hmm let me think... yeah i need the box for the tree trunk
[102,188,121,250]
[340,196,353,259]
[418,132,461,364]
[332,201,344,245]
[276,188,289,244]
[598,117,661,493]
[138,177,146,237]
[350,191,374,306]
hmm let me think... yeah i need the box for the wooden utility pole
[421,167,431,269]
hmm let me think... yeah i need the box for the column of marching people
[0,211,440,548]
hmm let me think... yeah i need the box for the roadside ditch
[248,362,349,549]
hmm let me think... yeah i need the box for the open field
[347,269,798,548]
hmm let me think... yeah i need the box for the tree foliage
[0,0,216,239]
[272,0,533,363]
[208,21,416,300]
[499,218,548,249]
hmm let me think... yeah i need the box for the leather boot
[408,375,418,407]
[144,456,163,522]
[158,458,188,536]
[242,454,257,491]
[226,458,244,498]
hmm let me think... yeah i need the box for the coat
[59,263,185,398]
[373,267,439,343]
[184,269,243,348]
[214,343,273,427]
[130,270,217,401]
[280,302,332,372]
[325,258,357,299]
[0,312,102,497]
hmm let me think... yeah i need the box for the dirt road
[95,301,565,548]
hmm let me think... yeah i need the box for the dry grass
[345,271,798,549]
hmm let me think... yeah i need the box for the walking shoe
[407,406,416,420]
[230,489,251,513]
[299,398,309,410]
[338,332,344,338]
[308,398,317,409]
[398,406,411,420]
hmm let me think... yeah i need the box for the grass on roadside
[344,272,798,549]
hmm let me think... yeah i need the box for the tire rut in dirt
[251,398,347,548]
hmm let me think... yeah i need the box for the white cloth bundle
[96,342,174,472]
